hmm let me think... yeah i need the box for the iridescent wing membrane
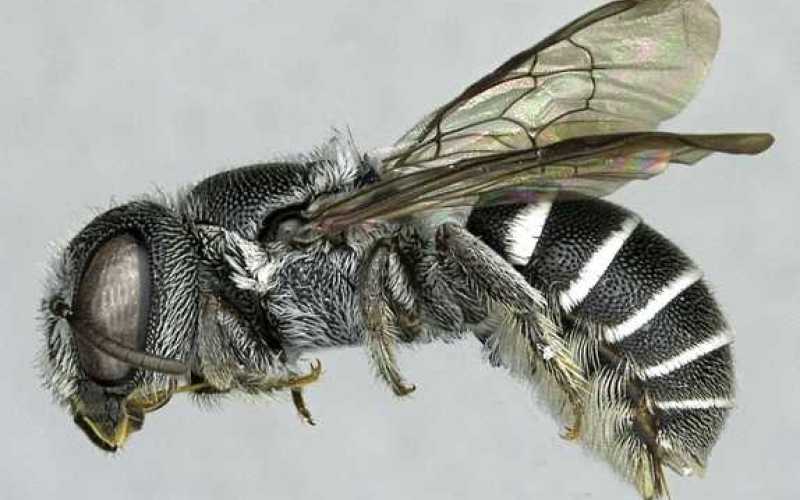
[308,0,773,230]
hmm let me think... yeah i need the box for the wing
[301,0,774,232]
[383,0,721,172]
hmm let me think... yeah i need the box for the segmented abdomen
[466,195,734,488]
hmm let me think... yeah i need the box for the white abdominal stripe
[505,200,553,266]
[641,331,733,380]
[604,267,704,344]
[654,398,735,411]
[559,216,640,313]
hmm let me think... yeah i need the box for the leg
[124,362,323,425]
[291,388,316,426]
[359,243,416,396]
[436,224,588,431]
[226,359,323,395]
[238,362,322,424]
[277,350,318,425]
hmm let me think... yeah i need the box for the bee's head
[39,201,199,452]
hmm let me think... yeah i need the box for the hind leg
[435,223,588,427]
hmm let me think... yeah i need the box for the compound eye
[73,234,151,383]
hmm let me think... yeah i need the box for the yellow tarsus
[284,359,323,389]
[291,388,316,426]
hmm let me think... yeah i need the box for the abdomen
[466,195,734,490]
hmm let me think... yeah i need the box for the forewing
[383,0,721,172]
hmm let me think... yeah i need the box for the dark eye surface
[73,234,150,383]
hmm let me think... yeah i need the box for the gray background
[2,1,798,499]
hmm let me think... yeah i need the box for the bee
[38,0,773,498]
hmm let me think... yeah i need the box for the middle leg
[359,242,417,396]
